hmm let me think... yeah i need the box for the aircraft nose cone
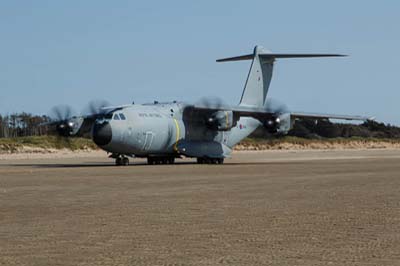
[93,121,112,146]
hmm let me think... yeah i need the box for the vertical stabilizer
[217,45,274,107]
[239,46,273,107]
[216,46,346,108]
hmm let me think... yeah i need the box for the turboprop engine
[206,110,235,131]
[55,117,84,136]
[263,113,292,134]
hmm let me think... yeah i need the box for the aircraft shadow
[2,161,198,168]
[2,161,279,169]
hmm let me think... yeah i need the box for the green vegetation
[1,135,400,154]
[243,136,400,145]
[1,112,400,153]
[289,119,400,139]
[237,136,400,150]
[0,136,98,153]
[251,119,400,139]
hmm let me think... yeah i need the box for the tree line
[288,119,400,139]
[1,112,400,139]
[0,113,50,138]
[253,119,400,139]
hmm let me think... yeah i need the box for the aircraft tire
[122,157,129,166]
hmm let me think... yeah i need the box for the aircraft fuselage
[93,102,260,158]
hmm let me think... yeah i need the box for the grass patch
[0,136,98,152]
[1,135,400,153]
[242,136,400,145]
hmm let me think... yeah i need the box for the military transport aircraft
[48,46,371,165]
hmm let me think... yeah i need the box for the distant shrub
[251,118,400,139]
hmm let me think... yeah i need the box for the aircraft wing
[191,104,372,122]
[288,112,373,121]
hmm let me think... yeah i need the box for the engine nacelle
[55,117,84,137]
[263,113,292,134]
[206,110,235,131]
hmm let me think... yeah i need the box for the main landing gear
[115,156,129,166]
[147,157,175,165]
[196,157,224,164]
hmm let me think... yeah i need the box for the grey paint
[239,46,273,107]
[65,45,370,160]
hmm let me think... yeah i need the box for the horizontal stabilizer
[217,53,346,62]
[216,54,254,62]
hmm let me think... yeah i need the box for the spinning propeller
[49,105,77,137]
[83,100,111,116]
[264,98,288,115]
[194,97,231,128]
[48,100,111,138]
[196,96,229,111]
[262,98,290,133]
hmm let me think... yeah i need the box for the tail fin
[217,45,346,107]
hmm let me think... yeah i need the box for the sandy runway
[1,150,400,265]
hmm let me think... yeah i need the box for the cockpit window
[113,114,120,120]
[119,113,126,120]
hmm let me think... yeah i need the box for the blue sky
[0,1,399,124]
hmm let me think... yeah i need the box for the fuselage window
[114,114,120,120]
[119,113,126,120]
